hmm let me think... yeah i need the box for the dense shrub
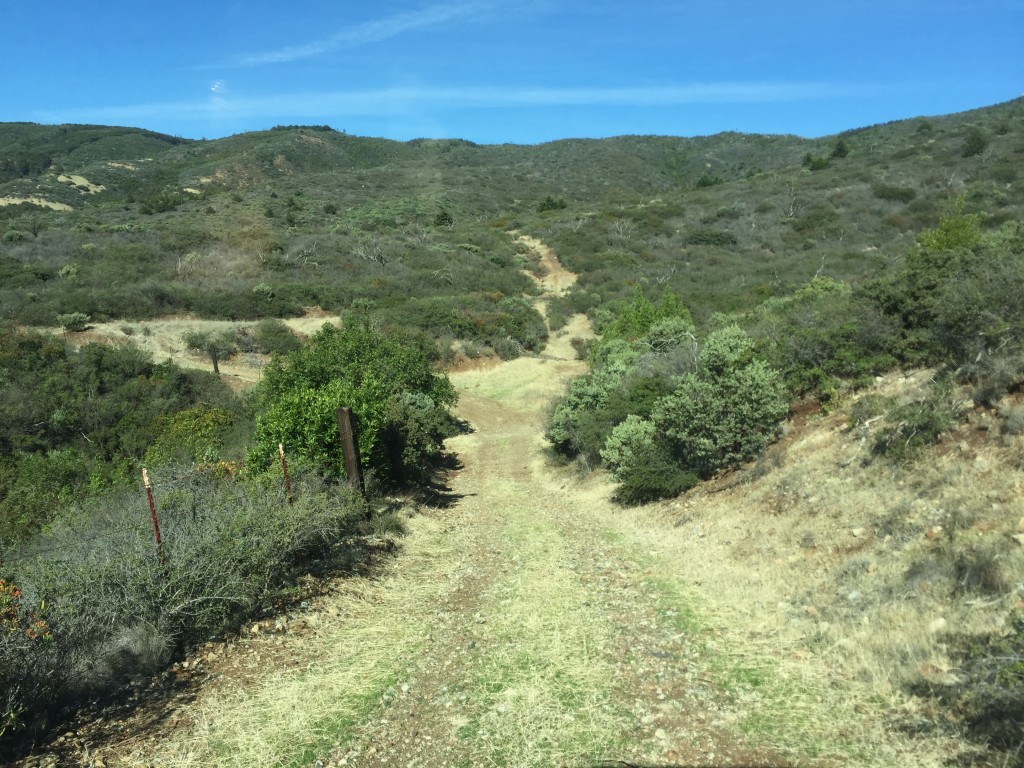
[649,326,788,478]
[253,318,303,356]
[749,278,900,396]
[961,126,989,158]
[537,195,567,213]
[0,469,367,751]
[872,184,917,204]
[0,329,238,541]
[249,320,457,489]
[685,227,738,247]
[548,319,786,503]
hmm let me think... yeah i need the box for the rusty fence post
[278,443,293,504]
[335,406,365,496]
[142,468,166,568]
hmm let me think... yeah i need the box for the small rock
[928,617,947,633]
[850,527,866,538]
[654,728,668,740]
[1011,534,1024,547]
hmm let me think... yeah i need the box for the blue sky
[5,1,1022,144]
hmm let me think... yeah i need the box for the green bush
[253,318,302,356]
[802,153,829,171]
[872,184,917,204]
[961,126,989,158]
[249,320,457,489]
[871,382,965,463]
[830,138,850,159]
[537,195,567,213]
[0,469,367,751]
[57,312,90,332]
[750,278,900,396]
[600,414,656,480]
[685,227,738,247]
[548,323,787,504]
[650,326,788,478]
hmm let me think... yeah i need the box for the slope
[10,241,994,768]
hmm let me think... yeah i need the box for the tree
[961,127,988,158]
[830,138,850,159]
[182,330,237,375]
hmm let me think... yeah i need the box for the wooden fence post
[142,468,166,567]
[336,407,365,496]
[278,443,293,503]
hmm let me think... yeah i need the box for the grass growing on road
[120,515,461,768]
[452,502,630,767]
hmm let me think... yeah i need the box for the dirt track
[13,241,800,768]
[44,312,783,768]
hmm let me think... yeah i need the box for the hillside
[11,292,1023,768]
[2,98,1024,766]
[2,98,1021,332]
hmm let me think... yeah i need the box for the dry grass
[0,195,73,211]
[451,497,628,767]
[118,515,457,768]
[52,310,342,386]
[594,375,1024,765]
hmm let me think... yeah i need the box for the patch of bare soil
[0,196,73,211]
[50,309,342,387]
[515,234,576,296]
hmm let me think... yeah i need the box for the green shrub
[961,126,988,158]
[600,414,656,480]
[917,197,982,252]
[145,405,236,465]
[2,230,24,243]
[694,173,722,188]
[253,318,302,356]
[601,288,693,343]
[249,320,456,489]
[685,227,738,247]
[537,195,567,213]
[830,138,850,159]
[650,326,788,479]
[750,278,900,396]
[871,382,965,462]
[802,153,830,171]
[0,470,368,751]
[57,312,90,332]
[872,184,917,204]
[613,439,698,505]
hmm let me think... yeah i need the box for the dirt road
[62,313,780,768]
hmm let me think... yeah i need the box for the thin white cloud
[238,2,497,66]
[35,81,887,127]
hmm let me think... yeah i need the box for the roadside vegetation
[1,96,1023,763]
